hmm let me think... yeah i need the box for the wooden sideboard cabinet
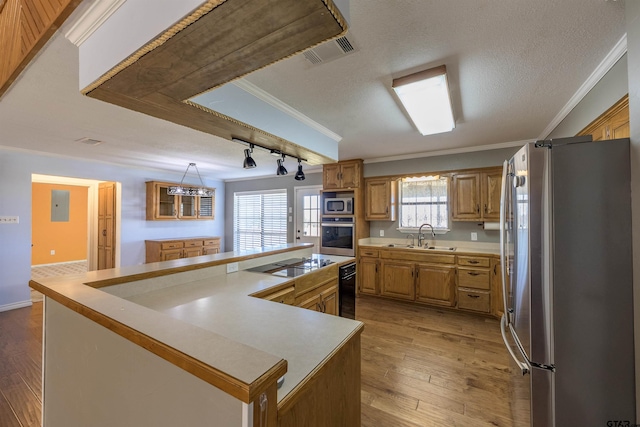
[145,237,221,263]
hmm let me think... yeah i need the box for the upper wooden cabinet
[578,95,629,141]
[323,160,362,190]
[365,177,397,221]
[451,167,502,221]
[146,181,215,221]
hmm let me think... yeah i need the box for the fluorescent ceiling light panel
[392,65,455,136]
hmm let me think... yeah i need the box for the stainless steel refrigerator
[499,137,636,426]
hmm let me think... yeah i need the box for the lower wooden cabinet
[415,264,456,307]
[294,265,340,316]
[380,260,415,300]
[145,237,221,263]
[357,247,501,317]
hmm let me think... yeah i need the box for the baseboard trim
[0,300,33,312]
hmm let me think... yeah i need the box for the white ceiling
[0,0,627,180]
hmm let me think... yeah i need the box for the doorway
[294,185,322,250]
[31,175,121,282]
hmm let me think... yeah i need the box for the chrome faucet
[418,223,435,248]
[406,234,415,247]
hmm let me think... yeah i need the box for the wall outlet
[226,262,239,273]
[50,250,56,255]
[0,216,19,224]
[288,215,292,222]
[471,232,478,241]
[379,230,384,237]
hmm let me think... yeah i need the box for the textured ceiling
[0,0,627,180]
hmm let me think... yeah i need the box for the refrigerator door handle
[499,160,510,319]
[500,314,530,375]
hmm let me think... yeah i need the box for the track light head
[276,158,288,175]
[243,148,257,169]
[294,158,305,181]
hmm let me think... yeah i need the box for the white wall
[0,149,225,311]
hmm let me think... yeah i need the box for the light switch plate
[226,262,239,273]
[379,230,384,237]
[0,216,19,224]
[471,232,478,241]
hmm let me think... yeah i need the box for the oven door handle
[321,223,355,227]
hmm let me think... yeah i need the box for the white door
[294,186,322,250]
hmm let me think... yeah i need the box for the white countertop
[359,237,500,255]
[31,244,360,405]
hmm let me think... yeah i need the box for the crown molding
[538,33,627,139]
[233,79,343,142]
[363,139,530,164]
[64,0,126,47]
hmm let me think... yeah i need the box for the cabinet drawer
[458,268,490,289]
[184,240,203,248]
[203,239,220,247]
[296,264,338,296]
[380,250,455,265]
[360,248,379,258]
[457,288,491,313]
[161,242,183,250]
[457,256,490,267]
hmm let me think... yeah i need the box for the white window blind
[399,176,449,229]
[234,190,287,251]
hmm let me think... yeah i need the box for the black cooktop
[247,257,333,278]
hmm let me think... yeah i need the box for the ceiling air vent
[302,35,356,66]
[75,137,103,146]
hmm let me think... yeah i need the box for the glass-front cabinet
[146,181,215,221]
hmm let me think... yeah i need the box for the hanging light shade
[243,146,257,169]
[276,156,288,175]
[294,159,305,181]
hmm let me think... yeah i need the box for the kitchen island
[30,244,362,427]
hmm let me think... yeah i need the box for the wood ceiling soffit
[0,0,83,98]
[83,0,347,165]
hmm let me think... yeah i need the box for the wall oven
[320,217,355,256]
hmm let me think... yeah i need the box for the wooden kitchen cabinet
[320,285,339,315]
[364,177,397,221]
[146,181,215,220]
[145,237,221,263]
[294,265,340,316]
[415,264,456,307]
[358,253,379,295]
[457,255,491,313]
[578,95,629,141]
[491,257,508,318]
[380,260,415,301]
[451,167,502,221]
[323,160,362,190]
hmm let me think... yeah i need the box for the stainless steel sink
[424,246,456,251]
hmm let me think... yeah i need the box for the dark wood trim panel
[83,0,347,165]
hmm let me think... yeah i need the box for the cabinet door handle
[467,294,480,299]
[467,272,481,276]
[316,302,322,311]
[484,204,488,214]
[476,204,480,213]
[494,264,497,275]
[468,260,480,264]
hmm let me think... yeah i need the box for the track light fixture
[276,154,288,176]
[295,158,305,181]
[231,137,307,179]
[243,145,257,169]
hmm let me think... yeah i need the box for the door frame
[31,174,121,271]
[293,185,322,250]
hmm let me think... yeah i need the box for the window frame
[396,176,450,233]
[233,189,288,251]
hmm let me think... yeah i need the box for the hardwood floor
[0,302,42,427]
[357,295,527,427]
[0,297,526,426]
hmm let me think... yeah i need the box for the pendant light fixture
[243,145,257,169]
[167,163,214,196]
[276,154,288,175]
[294,158,305,181]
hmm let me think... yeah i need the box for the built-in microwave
[324,197,353,215]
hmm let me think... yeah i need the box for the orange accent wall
[32,183,88,265]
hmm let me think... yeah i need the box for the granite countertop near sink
[359,238,500,256]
